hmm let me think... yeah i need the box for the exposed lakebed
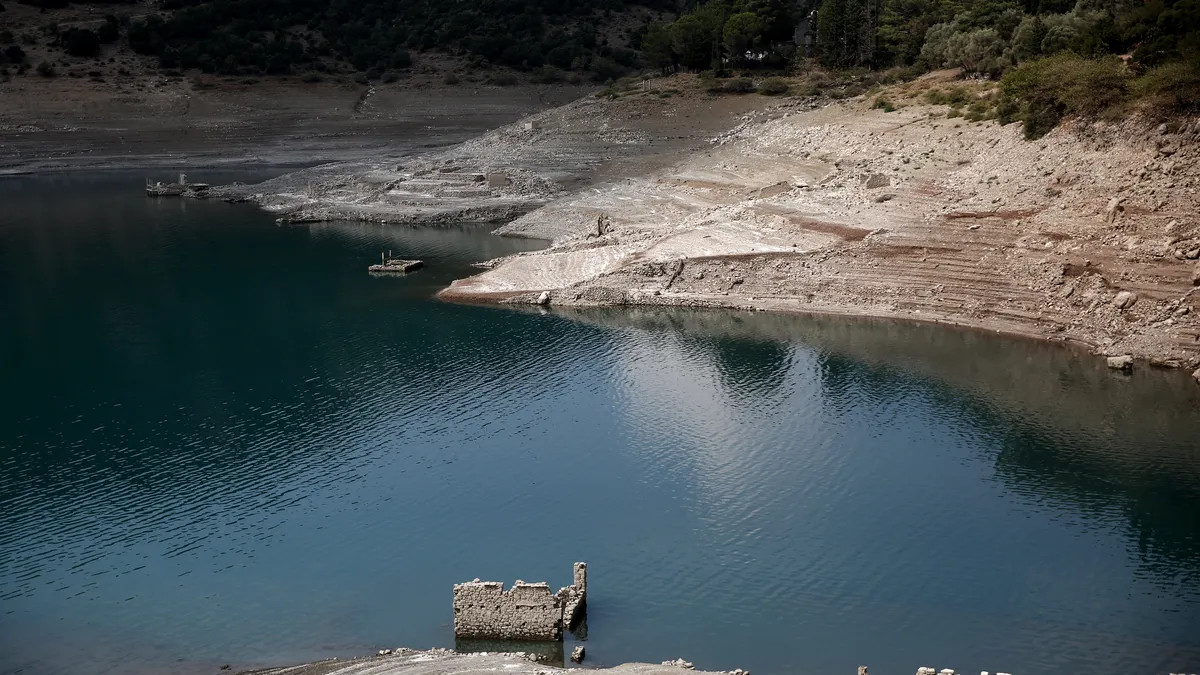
[2,173,1199,675]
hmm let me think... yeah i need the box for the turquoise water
[2,173,1199,675]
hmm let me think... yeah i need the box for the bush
[725,77,754,93]
[4,44,26,63]
[872,96,896,112]
[96,19,119,44]
[1001,53,1130,138]
[381,70,399,83]
[443,72,460,85]
[756,77,789,95]
[487,71,518,86]
[532,65,563,84]
[62,28,101,58]
[1130,61,1200,113]
[36,60,55,77]
[301,72,323,83]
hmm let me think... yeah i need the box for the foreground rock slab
[240,649,737,675]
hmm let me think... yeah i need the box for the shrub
[96,20,119,45]
[381,70,399,83]
[725,77,754,93]
[532,65,563,84]
[36,60,55,76]
[301,72,323,83]
[756,77,789,95]
[488,71,517,86]
[1001,53,1130,138]
[443,72,460,85]
[1130,60,1200,113]
[4,44,26,63]
[872,96,895,112]
[62,28,101,58]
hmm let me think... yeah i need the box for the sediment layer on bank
[437,73,1200,372]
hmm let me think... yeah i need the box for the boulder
[571,646,585,663]
[1107,355,1134,371]
[1105,197,1125,223]
[865,174,890,189]
[1113,291,1138,309]
[536,291,551,306]
[1192,368,1200,384]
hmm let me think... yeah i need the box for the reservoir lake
[2,172,1199,675]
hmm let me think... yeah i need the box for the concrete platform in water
[146,173,209,197]
[369,258,424,273]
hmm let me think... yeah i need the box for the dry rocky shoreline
[209,72,1200,380]
[6,69,1199,380]
[238,646,1016,675]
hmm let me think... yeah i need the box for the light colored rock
[1105,197,1125,223]
[865,174,890,189]
[1113,291,1138,309]
[570,647,585,663]
[858,667,868,675]
[1192,368,1200,383]
[1107,355,1134,370]
[537,291,551,306]
[662,659,694,670]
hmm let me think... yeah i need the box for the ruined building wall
[453,581,564,641]
[453,563,587,641]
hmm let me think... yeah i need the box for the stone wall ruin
[453,562,586,641]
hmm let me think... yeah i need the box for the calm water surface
[2,173,1199,675]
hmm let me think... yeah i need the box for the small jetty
[369,251,424,274]
[146,173,209,197]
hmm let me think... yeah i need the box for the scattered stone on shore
[662,659,694,669]
[1113,291,1138,309]
[1107,354,1135,371]
[570,647,585,663]
[537,291,551,306]
[1192,367,1200,383]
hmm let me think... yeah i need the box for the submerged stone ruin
[453,562,587,641]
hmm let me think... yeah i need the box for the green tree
[818,0,871,67]
[641,22,675,70]
[723,11,766,59]
[671,6,724,70]
[877,0,956,66]
[1010,15,1046,62]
